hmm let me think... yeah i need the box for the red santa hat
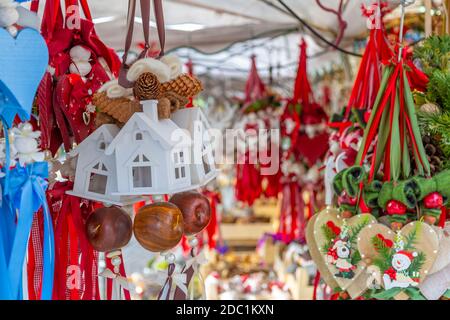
[395,250,418,261]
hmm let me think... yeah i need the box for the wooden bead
[157,98,171,119]
[86,206,132,252]
[341,210,353,219]
[423,215,437,225]
[133,202,184,252]
[169,191,211,236]
[390,221,403,231]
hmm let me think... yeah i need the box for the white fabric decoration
[127,58,171,83]
[98,79,133,99]
[160,54,183,80]
[70,45,91,62]
[0,6,19,28]
[69,61,92,77]
[10,123,45,166]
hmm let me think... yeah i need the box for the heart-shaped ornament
[312,209,377,297]
[295,132,329,167]
[305,207,340,290]
[358,221,439,300]
[0,28,48,126]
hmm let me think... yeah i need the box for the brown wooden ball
[133,202,184,252]
[169,191,211,236]
[86,206,133,252]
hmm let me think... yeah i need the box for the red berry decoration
[386,200,407,215]
[423,192,444,209]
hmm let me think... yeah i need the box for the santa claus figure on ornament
[383,251,420,290]
[326,237,356,279]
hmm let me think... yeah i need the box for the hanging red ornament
[85,206,133,252]
[386,200,407,215]
[169,191,211,236]
[423,192,444,209]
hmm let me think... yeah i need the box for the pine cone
[133,72,162,100]
[421,134,445,174]
[93,92,142,124]
[161,74,202,98]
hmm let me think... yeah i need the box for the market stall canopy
[28,1,409,80]
[31,0,402,52]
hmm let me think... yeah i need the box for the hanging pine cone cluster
[422,135,444,174]
[133,72,163,100]
[161,74,203,98]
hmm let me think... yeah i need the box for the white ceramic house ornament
[68,100,218,204]
[105,99,193,195]
[67,124,141,205]
[170,107,218,187]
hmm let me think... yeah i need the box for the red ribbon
[203,190,221,250]
[344,23,393,120]
[105,253,131,301]
[439,207,447,228]
[185,59,194,108]
[312,271,321,300]
[47,182,100,300]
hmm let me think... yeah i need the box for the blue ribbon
[0,162,54,300]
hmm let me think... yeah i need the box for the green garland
[418,111,450,169]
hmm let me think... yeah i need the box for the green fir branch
[320,224,336,253]
[347,216,371,246]
[413,35,450,75]
[409,252,426,274]
[403,223,421,251]
[371,235,393,272]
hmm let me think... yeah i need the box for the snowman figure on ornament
[383,250,420,290]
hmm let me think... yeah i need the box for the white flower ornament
[11,123,45,166]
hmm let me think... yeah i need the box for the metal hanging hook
[398,0,416,61]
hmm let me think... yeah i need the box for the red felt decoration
[34,0,120,154]
[46,181,100,300]
[295,132,330,167]
[244,55,266,105]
